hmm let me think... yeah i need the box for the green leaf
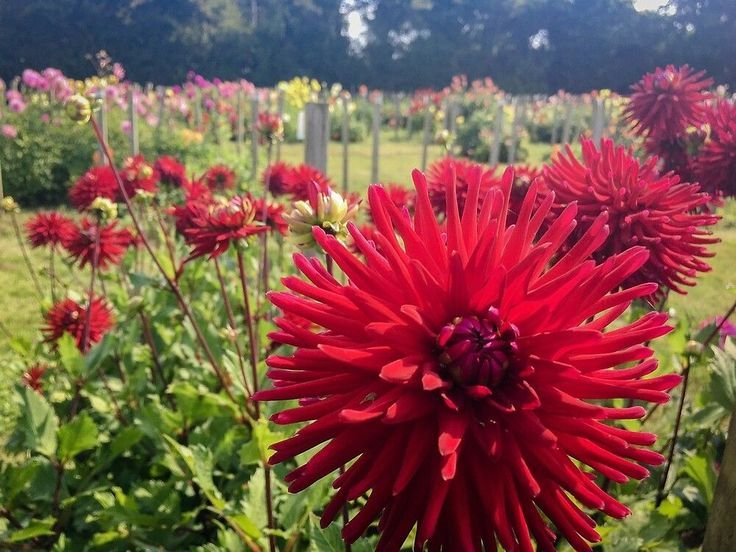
[57,412,98,462]
[57,333,85,377]
[1,459,42,503]
[162,435,225,510]
[682,453,717,510]
[107,426,143,460]
[7,517,56,542]
[224,512,262,540]
[309,513,344,552]
[706,339,736,412]
[17,385,58,456]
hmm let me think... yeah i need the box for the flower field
[0,62,735,551]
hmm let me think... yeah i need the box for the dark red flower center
[437,307,519,391]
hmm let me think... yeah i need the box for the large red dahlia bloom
[25,211,76,249]
[68,166,118,211]
[693,100,736,198]
[252,196,288,236]
[543,139,718,295]
[119,155,159,199]
[183,195,267,259]
[43,297,114,351]
[65,219,134,270]
[426,157,499,217]
[625,65,713,140]
[256,167,680,551]
[154,155,188,187]
[284,164,332,201]
[202,164,236,191]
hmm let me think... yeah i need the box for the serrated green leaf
[17,384,58,456]
[309,513,344,552]
[58,412,98,461]
[682,453,717,510]
[224,513,262,540]
[162,435,226,510]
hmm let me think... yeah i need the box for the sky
[632,0,669,11]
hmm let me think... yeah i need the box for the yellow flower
[284,188,358,250]
[66,94,92,124]
[1,196,19,213]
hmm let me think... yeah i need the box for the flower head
[43,297,114,351]
[283,164,332,201]
[119,155,158,199]
[183,195,267,259]
[700,316,736,349]
[426,157,499,217]
[263,162,291,197]
[257,112,284,144]
[65,218,134,270]
[693,100,736,198]
[155,155,188,187]
[2,196,19,213]
[1,124,17,139]
[252,196,289,236]
[69,166,118,211]
[66,94,92,124]
[202,164,236,191]
[542,139,718,295]
[22,364,48,393]
[25,212,76,249]
[257,168,680,551]
[625,65,713,140]
[89,197,118,221]
[283,183,358,249]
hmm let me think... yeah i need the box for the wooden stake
[421,97,431,171]
[342,95,350,193]
[128,87,139,156]
[371,96,382,183]
[490,98,505,166]
[304,102,329,173]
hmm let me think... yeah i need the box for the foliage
[0,1,734,92]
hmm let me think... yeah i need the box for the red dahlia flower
[509,164,543,223]
[625,65,713,140]
[119,155,158,199]
[25,212,76,249]
[22,364,47,393]
[426,157,499,217]
[252,196,288,236]
[256,167,680,551]
[43,297,114,351]
[202,164,236,191]
[65,218,135,270]
[263,162,291,197]
[693,100,736,197]
[283,164,332,201]
[543,139,718,295]
[184,195,267,259]
[68,166,118,211]
[257,112,284,144]
[154,155,188,187]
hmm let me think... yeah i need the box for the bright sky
[632,0,669,11]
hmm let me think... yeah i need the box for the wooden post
[561,99,573,145]
[155,86,166,145]
[97,90,109,165]
[128,87,139,156]
[341,95,350,193]
[393,94,401,140]
[489,98,505,166]
[703,412,736,551]
[275,90,285,162]
[250,94,260,177]
[0,155,4,200]
[0,80,5,119]
[236,90,244,156]
[194,88,202,129]
[304,102,329,173]
[551,101,560,145]
[508,97,523,164]
[448,101,458,136]
[371,96,382,183]
[592,98,604,143]
[421,97,431,171]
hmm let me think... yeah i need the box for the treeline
[0,0,733,93]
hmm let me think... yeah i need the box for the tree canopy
[0,0,732,92]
